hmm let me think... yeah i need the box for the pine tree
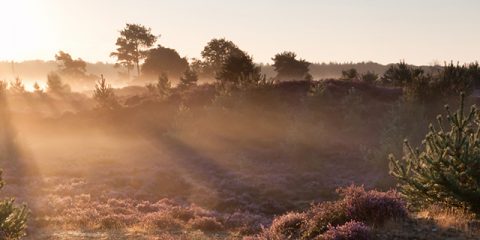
[146,72,171,100]
[9,78,25,95]
[93,75,119,110]
[0,170,28,239]
[389,93,480,213]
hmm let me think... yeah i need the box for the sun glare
[0,1,46,60]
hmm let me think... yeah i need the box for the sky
[0,0,479,65]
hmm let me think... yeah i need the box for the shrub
[256,185,406,240]
[93,75,120,110]
[338,185,407,225]
[187,216,223,232]
[146,72,171,100]
[320,220,371,240]
[0,170,28,239]
[144,212,182,230]
[302,201,348,239]
[390,93,480,213]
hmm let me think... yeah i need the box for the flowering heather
[338,185,407,225]
[259,212,306,240]
[254,185,407,240]
[320,220,371,240]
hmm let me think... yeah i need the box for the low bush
[320,220,371,240]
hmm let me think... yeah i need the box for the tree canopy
[271,51,310,81]
[216,52,261,87]
[55,51,90,80]
[201,38,244,77]
[111,23,157,78]
[141,45,188,79]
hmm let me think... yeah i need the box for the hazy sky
[0,0,479,65]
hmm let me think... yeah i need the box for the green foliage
[272,51,311,81]
[390,93,480,213]
[146,73,171,100]
[93,75,119,110]
[0,170,28,239]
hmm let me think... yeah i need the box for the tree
[111,23,157,77]
[55,51,89,79]
[9,78,25,95]
[146,73,171,100]
[46,72,70,94]
[178,68,198,91]
[390,93,480,213]
[341,68,359,81]
[381,61,424,86]
[360,71,378,84]
[201,38,244,77]
[110,38,135,78]
[141,45,188,79]
[216,52,262,88]
[93,75,119,109]
[272,51,311,81]
[0,169,28,239]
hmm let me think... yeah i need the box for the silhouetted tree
[178,68,198,91]
[360,71,378,84]
[201,38,244,77]
[46,73,70,94]
[55,51,89,79]
[110,38,135,78]
[93,75,119,109]
[111,23,157,77]
[9,78,25,95]
[0,169,28,239]
[216,52,261,88]
[435,61,477,97]
[146,73,171,100]
[341,68,359,81]
[141,45,188,79]
[272,51,311,81]
[381,61,424,86]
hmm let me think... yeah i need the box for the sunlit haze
[0,0,479,65]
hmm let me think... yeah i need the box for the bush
[261,212,306,240]
[320,220,371,240]
[93,75,120,110]
[338,185,407,225]
[302,201,348,239]
[390,93,480,213]
[256,185,404,240]
[187,216,223,232]
[0,170,28,239]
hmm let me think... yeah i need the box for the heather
[1,30,480,239]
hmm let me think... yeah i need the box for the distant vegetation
[1,23,480,239]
